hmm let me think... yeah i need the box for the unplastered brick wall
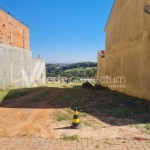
[0,9,29,49]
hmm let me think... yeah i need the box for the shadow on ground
[0,84,150,126]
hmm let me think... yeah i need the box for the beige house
[97,0,150,100]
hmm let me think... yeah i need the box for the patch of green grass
[130,124,140,129]
[122,141,126,143]
[18,133,28,137]
[0,90,9,103]
[80,112,88,118]
[82,121,93,127]
[0,87,45,102]
[55,111,72,121]
[131,124,150,135]
[104,141,112,145]
[20,133,27,137]
[142,129,150,135]
[95,144,100,149]
[145,124,150,130]
[62,135,78,141]
[65,108,73,115]
[27,88,55,102]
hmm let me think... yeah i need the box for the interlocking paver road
[0,138,150,150]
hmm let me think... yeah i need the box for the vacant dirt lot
[0,83,150,140]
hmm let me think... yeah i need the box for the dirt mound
[82,81,93,89]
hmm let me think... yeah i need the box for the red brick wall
[0,9,29,50]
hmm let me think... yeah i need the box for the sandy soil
[0,107,150,140]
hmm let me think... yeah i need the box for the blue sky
[0,0,114,63]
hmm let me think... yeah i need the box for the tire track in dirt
[25,87,65,108]
[0,87,49,108]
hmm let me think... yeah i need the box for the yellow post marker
[71,107,81,129]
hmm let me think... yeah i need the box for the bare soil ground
[0,83,150,140]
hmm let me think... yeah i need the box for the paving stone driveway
[0,138,150,150]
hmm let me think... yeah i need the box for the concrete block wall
[0,43,32,88]
[0,9,29,49]
[0,43,46,89]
